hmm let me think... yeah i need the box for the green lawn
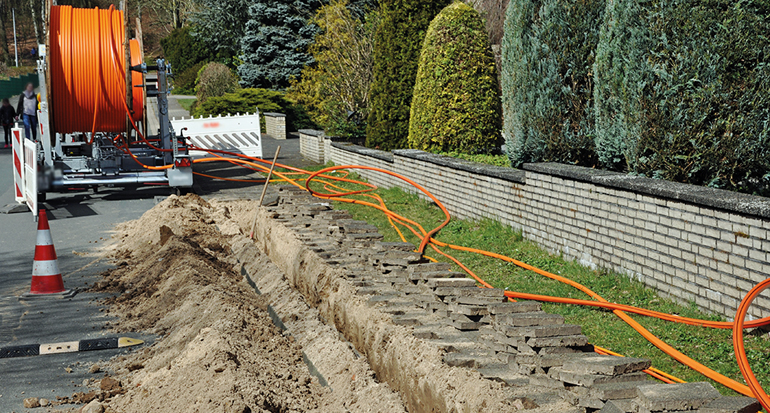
[177,98,196,113]
[438,151,511,167]
[304,176,770,397]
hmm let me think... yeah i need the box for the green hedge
[365,0,448,150]
[192,88,315,131]
[409,2,501,154]
[172,62,206,95]
[160,26,212,74]
[501,0,604,167]
[594,0,770,192]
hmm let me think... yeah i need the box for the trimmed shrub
[195,62,240,103]
[594,0,770,192]
[189,0,250,65]
[173,61,206,95]
[501,0,604,167]
[160,26,212,74]
[365,0,449,150]
[238,1,322,89]
[192,88,315,131]
[408,3,501,154]
[287,0,379,139]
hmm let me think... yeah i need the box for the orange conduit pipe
[49,5,143,135]
[734,279,770,411]
[302,165,769,398]
[102,75,770,399]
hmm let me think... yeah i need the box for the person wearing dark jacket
[1,98,16,148]
[16,83,37,141]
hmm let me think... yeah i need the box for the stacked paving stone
[262,186,761,413]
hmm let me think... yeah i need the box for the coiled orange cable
[53,11,766,397]
[48,5,142,135]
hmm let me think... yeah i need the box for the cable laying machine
[11,3,263,217]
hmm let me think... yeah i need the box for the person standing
[16,83,37,141]
[1,98,16,148]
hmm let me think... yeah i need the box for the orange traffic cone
[21,210,74,298]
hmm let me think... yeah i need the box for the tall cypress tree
[409,3,501,154]
[365,0,448,150]
[238,0,322,90]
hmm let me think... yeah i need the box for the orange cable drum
[49,5,142,134]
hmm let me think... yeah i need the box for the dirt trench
[83,194,406,413]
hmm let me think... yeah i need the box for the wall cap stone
[264,112,286,118]
[331,142,394,163]
[299,129,325,137]
[524,162,770,219]
[394,149,526,184]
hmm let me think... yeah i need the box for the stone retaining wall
[264,112,286,139]
[321,142,770,320]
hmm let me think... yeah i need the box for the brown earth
[69,194,407,413]
[83,194,329,413]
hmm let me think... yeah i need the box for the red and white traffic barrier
[12,127,24,203]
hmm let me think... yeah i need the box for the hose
[302,165,769,400]
[50,9,769,397]
[48,5,142,135]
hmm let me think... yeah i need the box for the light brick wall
[264,113,286,139]
[327,143,770,320]
[299,130,324,163]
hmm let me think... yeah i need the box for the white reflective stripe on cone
[36,229,54,246]
[39,341,79,355]
[32,260,61,276]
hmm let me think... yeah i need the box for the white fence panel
[173,111,263,159]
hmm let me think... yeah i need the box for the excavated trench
[79,191,756,413]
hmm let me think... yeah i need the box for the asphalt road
[0,148,162,412]
[0,116,316,411]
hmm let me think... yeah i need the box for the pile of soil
[88,195,328,412]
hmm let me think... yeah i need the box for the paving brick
[590,381,647,401]
[600,400,633,413]
[487,301,542,314]
[502,324,582,338]
[561,355,651,376]
[557,370,647,387]
[409,262,453,273]
[636,383,720,412]
[495,312,565,327]
[528,334,589,348]
[697,397,762,413]
[449,303,489,316]
[427,278,478,288]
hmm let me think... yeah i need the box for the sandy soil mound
[89,194,328,413]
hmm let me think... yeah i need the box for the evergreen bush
[594,0,770,192]
[501,0,604,167]
[193,88,315,131]
[287,0,379,139]
[189,0,251,65]
[195,62,240,103]
[160,26,212,74]
[238,0,322,90]
[365,0,448,150]
[408,2,501,154]
[173,62,206,95]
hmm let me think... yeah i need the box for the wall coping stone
[394,149,526,184]
[524,162,770,218]
[264,112,286,118]
[331,142,394,163]
[299,129,325,137]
